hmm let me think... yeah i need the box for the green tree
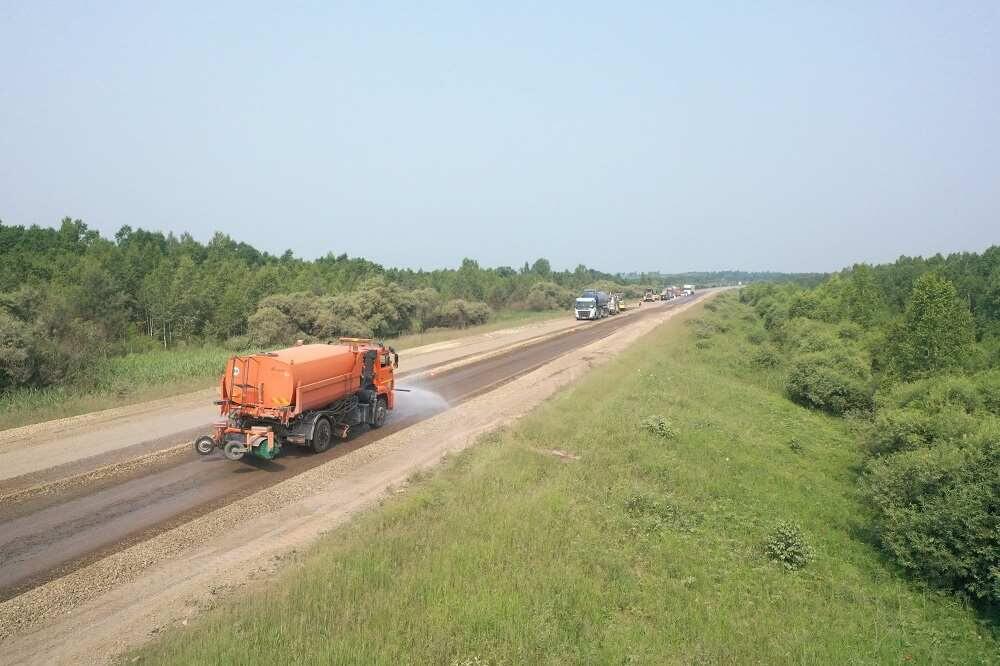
[530,258,551,278]
[845,263,883,328]
[886,273,975,380]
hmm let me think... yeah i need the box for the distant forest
[0,218,809,391]
[622,270,826,287]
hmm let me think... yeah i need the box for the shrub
[785,350,873,415]
[863,429,1000,603]
[248,305,300,347]
[886,374,982,414]
[866,408,980,457]
[432,299,492,328]
[524,281,573,311]
[746,328,767,345]
[0,309,34,389]
[837,321,863,341]
[974,369,1000,415]
[641,415,677,439]
[780,318,840,355]
[247,284,492,345]
[707,317,731,333]
[788,291,821,319]
[760,301,790,331]
[223,335,251,352]
[764,522,815,570]
[687,318,718,339]
[751,346,781,369]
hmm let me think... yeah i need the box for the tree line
[736,245,1000,606]
[0,219,605,389]
[0,217,821,393]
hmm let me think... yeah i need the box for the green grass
[134,294,999,664]
[0,310,567,431]
[0,346,232,430]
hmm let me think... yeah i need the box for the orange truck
[194,338,398,461]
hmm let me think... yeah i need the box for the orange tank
[200,339,397,461]
[222,341,392,421]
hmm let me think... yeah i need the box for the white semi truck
[574,289,610,320]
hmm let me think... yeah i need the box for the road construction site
[0,293,709,665]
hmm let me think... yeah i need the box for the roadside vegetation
[135,295,998,664]
[740,247,1000,609]
[0,218,809,426]
[0,219,631,395]
[0,308,568,431]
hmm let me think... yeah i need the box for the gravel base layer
[0,294,712,665]
[0,442,191,507]
[0,389,217,454]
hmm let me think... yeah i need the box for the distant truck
[608,293,622,315]
[683,284,695,296]
[643,289,657,303]
[575,289,610,320]
[660,287,676,300]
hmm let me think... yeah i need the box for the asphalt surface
[0,298,696,601]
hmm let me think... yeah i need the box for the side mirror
[394,353,399,368]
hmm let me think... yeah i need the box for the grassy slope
[0,309,566,431]
[137,295,998,664]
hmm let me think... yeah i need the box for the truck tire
[311,417,333,453]
[370,397,388,429]
[194,436,215,456]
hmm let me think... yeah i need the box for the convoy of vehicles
[195,338,398,461]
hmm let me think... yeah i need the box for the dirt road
[0,309,611,489]
[0,293,712,664]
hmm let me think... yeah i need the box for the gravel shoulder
[0,295,710,665]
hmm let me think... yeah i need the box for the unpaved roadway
[0,294,712,664]
[0,310,607,488]
[0,300,690,601]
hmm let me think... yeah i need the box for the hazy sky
[1,2,997,273]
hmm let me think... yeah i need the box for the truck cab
[575,296,600,320]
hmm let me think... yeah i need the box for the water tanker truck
[574,289,610,320]
[194,338,397,461]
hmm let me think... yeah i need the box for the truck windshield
[575,299,595,308]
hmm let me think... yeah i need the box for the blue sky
[1,2,997,272]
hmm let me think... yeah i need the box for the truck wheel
[311,418,333,453]
[371,397,388,429]
[223,440,247,461]
[194,436,215,456]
